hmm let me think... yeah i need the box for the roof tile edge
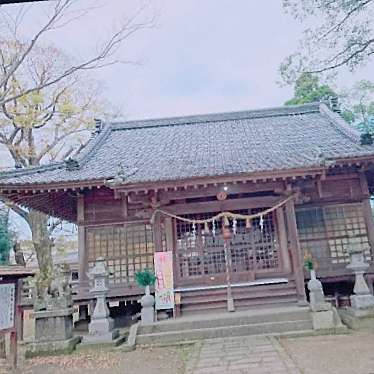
[110,102,321,131]
[319,103,362,145]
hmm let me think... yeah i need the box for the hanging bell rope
[151,194,295,225]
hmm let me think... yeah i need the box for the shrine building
[1,102,374,316]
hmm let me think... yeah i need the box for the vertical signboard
[154,251,174,310]
[0,283,15,331]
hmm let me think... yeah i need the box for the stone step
[234,296,299,309]
[179,281,298,316]
[140,307,311,334]
[179,281,297,298]
[181,298,298,316]
[182,290,297,307]
[136,318,313,346]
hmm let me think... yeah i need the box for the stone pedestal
[83,258,120,344]
[308,270,345,331]
[311,310,334,330]
[339,306,374,330]
[339,243,374,329]
[346,245,374,309]
[26,264,81,357]
[85,294,119,342]
[26,308,81,357]
[308,270,331,313]
[139,285,155,325]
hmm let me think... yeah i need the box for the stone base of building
[25,336,81,358]
[339,307,374,330]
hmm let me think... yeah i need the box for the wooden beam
[167,196,281,215]
[158,181,284,201]
[112,167,326,194]
[83,218,148,228]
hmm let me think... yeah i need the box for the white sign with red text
[154,251,174,310]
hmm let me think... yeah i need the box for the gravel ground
[2,331,374,373]
[280,331,374,374]
[1,344,193,374]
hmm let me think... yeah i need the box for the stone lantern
[84,257,119,343]
[346,237,374,310]
[338,236,374,329]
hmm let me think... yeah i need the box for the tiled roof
[1,103,373,187]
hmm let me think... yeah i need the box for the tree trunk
[28,210,53,295]
[0,335,5,359]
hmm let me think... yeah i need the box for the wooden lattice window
[86,223,155,285]
[176,209,279,279]
[296,203,371,266]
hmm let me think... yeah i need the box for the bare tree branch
[317,0,373,41]
[0,1,155,106]
[0,1,72,99]
[308,39,374,74]
[280,0,374,83]
[0,0,153,282]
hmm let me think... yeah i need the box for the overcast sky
[6,0,373,121]
[2,0,373,238]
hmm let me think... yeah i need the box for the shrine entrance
[174,208,282,287]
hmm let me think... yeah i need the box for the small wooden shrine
[1,102,374,315]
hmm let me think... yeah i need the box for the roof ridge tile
[110,103,321,131]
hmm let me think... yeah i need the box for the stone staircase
[177,278,299,316]
[136,306,313,346]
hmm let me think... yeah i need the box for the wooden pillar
[359,172,374,256]
[362,198,374,254]
[16,279,23,343]
[285,198,306,302]
[276,207,291,273]
[77,193,88,285]
[164,217,174,251]
[122,194,128,218]
[9,278,22,369]
[153,212,163,252]
[164,216,180,292]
